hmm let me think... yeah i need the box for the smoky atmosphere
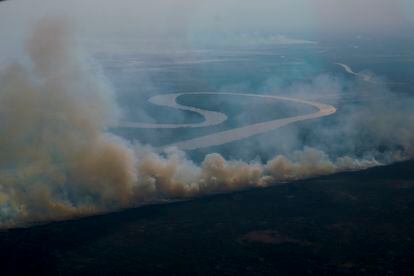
[0,1,414,275]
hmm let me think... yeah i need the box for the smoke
[0,18,413,228]
[0,19,135,226]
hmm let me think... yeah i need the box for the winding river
[118,92,337,151]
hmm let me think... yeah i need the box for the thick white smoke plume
[0,19,412,228]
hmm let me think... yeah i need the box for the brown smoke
[0,18,407,228]
[0,18,135,226]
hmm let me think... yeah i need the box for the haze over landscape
[0,1,414,274]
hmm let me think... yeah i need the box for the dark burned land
[1,160,413,275]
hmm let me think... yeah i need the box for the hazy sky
[0,0,413,57]
[1,0,413,34]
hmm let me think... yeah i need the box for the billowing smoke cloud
[0,18,413,228]
[0,18,137,225]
